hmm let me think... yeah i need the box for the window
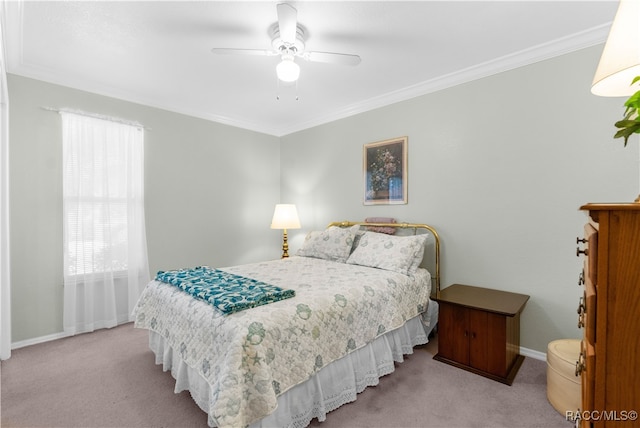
[61,111,149,334]
[62,113,143,277]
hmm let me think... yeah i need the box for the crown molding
[276,23,610,136]
[5,0,610,138]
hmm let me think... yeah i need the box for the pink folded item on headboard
[365,217,397,235]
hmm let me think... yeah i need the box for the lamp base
[281,229,289,258]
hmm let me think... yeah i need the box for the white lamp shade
[276,57,300,82]
[591,0,640,97]
[270,204,301,229]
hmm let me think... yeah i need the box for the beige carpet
[1,323,572,427]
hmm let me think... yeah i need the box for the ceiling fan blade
[303,51,361,66]
[211,48,277,57]
[277,3,298,44]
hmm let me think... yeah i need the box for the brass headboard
[327,221,441,299]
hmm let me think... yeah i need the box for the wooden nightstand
[434,284,529,385]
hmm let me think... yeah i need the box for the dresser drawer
[583,224,598,285]
[579,340,595,427]
[583,278,596,345]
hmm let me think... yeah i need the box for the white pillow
[346,232,428,275]
[296,225,360,263]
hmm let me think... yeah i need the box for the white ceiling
[3,1,618,136]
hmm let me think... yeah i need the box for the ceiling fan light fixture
[211,3,360,87]
[276,56,300,82]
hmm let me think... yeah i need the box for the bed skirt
[148,303,438,427]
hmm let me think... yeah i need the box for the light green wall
[9,45,639,353]
[8,74,281,342]
[279,45,638,353]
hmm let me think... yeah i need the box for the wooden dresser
[576,204,640,427]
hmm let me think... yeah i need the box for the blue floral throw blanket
[155,266,295,315]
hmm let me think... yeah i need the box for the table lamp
[270,204,301,258]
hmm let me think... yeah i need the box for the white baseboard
[521,346,546,361]
[11,331,70,350]
[11,315,134,351]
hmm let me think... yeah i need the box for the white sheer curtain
[0,7,11,360]
[61,112,150,336]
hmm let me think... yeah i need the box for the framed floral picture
[363,136,407,205]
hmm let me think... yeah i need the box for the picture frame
[363,136,407,205]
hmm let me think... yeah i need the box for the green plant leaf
[612,76,640,147]
[623,108,636,120]
[624,91,640,109]
[614,119,639,128]
[614,123,640,146]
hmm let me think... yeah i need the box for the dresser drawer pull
[577,296,587,328]
[575,351,586,377]
[578,270,584,286]
[576,237,588,257]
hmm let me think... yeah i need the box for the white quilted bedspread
[132,256,431,427]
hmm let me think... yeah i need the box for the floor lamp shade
[591,0,640,97]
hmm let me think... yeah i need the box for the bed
[132,221,441,427]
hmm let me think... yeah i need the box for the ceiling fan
[211,3,361,83]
